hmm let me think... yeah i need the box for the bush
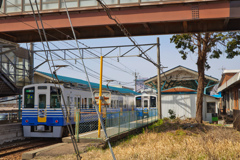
[168,109,176,119]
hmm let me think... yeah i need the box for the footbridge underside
[0,0,240,42]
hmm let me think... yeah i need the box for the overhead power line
[4,0,138,78]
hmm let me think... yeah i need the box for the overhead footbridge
[0,0,239,42]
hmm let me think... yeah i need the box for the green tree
[170,32,240,123]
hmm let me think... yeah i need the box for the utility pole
[157,37,162,119]
[29,43,34,84]
[135,72,137,92]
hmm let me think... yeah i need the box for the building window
[239,89,240,109]
[207,102,216,113]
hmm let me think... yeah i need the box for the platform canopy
[34,71,140,95]
[144,65,219,95]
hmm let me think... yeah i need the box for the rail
[0,0,218,15]
[0,110,22,124]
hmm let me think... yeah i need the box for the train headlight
[55,120,59,123]
[25,119,29,123]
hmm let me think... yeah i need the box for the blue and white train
[134,93,157,118]
[22,83,157,138]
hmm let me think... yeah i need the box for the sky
[20,34,240,89]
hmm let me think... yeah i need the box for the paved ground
[22,142,103,159]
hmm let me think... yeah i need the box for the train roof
[35,71,140,95]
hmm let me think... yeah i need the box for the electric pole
[29,43,34,84]
[135,72,137,92]
[157,37,162,119]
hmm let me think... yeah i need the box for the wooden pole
[157,37,162,119]
[98,56,103,138]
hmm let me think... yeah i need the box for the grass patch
[41,119,240,160]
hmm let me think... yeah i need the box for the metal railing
[0,0,215,15]
[76,108,157,139]
[0,110,22,124]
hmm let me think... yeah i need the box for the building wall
[222,83,240,115]
[220,73,236,86]
[33,74,48,83]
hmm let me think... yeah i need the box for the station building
[144,66,220,122]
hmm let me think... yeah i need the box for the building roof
[218,71,240,92]
[223,70,240,74]
[144,65,219,94]
[162,87,196,93]
[35,71,140,95]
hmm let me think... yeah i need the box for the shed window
[207,102,216,113]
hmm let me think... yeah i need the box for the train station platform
[62,115,158,144]
[22,116,157,159]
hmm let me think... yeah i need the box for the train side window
[119,100,123,108]
[39,94,46,109]
[136,96,141,108]
[74,97,77,108]
[78,97,81,109]
[50,87,61,108]
[82,98,84,108]
[84,98,87,108]
[67,96,70,107]
[24,87,35,108]
[111,100,113,108]
[88,98,93,108]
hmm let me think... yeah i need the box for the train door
[38,93,47,123]
[143,96,149,118]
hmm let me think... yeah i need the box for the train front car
[135,93,157,118]
[22,84,64,138]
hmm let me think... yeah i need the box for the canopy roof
[144,65,219,94]
[35,71,140,95]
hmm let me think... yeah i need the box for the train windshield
[50,87,61,108]
[24,87,35,108]
[136,96,141,107]
[150,96,156,107]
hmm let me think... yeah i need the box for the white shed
[161,93,219,122]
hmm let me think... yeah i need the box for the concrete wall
[0,123,24,145]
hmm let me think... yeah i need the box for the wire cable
[29,1,81,159]
[62,0,116,159]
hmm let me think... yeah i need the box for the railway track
[0,139,60,159]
